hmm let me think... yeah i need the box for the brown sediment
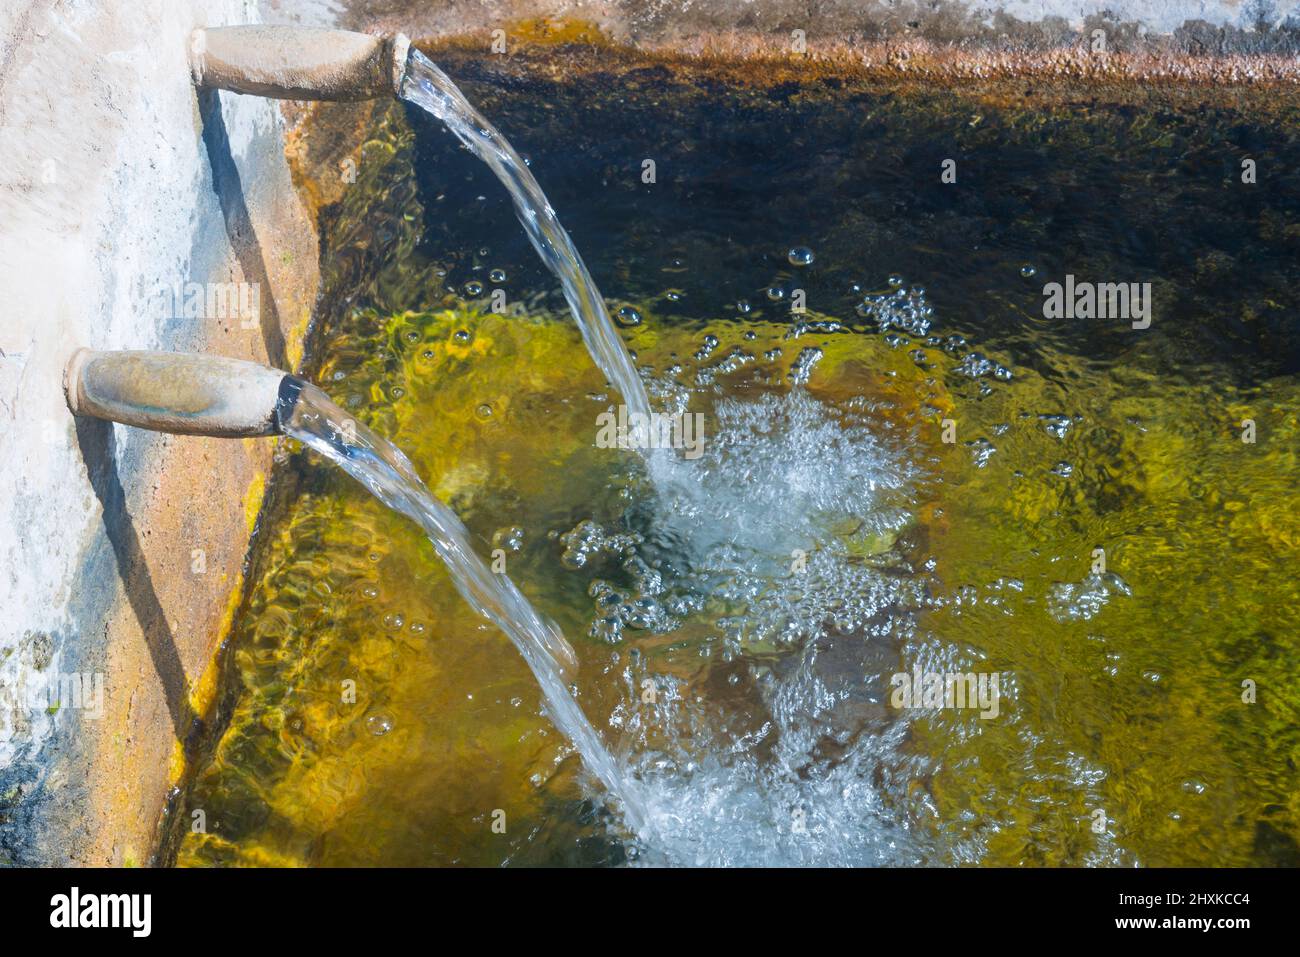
[283,99,389,223]
[407,19,1300,114]
[276,15,1300,231]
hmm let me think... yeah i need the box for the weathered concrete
[334,0,1300,54]
[0,1,320,865]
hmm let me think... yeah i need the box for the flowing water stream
[391,50,672,840]
[399,51,653,424]
[279,380,650,835]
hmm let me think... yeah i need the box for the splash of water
[279,381,649,834]
[579,385,931,864]
[399,51,653,423]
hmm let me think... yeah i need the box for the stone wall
[0,0,322,865]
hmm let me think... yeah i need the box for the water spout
[64,349,647,832]
[186,29,652,425]
[64,348,296,438]
[190,26,410,101]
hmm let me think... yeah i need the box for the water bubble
[766,285,786,302]
[463,280,484,297]
[362,585,379,600]
[616,306,643,328]
[1020,264,1036,278]
[736,299,752,314]
[405,330,419,342]
[787,246,815,267]
[422,349,435,360]
[454,329,472,343]
[695,334,720,361]
[475,403,494,420]
[366,714,394,736]
[493,526,525,551]
[383,613,404,630]
[489,268,508,284]
[409,622,427,636]
[1039,414,1072,439]
[888,274,904,287]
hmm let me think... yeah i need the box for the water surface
[174,47,1300,867]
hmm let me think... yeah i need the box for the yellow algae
[175,302,947,866]
[243,470,266,536]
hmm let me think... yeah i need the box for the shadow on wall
[73,417,197,747]
[198,88,287,371]
[0,416,203,865]
[55,87,289,755]
[62,90,292,745]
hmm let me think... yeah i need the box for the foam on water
[650,389,917,565]
[572,382,934,864]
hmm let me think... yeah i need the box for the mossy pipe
[64,349,306,438]
[189,26,411,101]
